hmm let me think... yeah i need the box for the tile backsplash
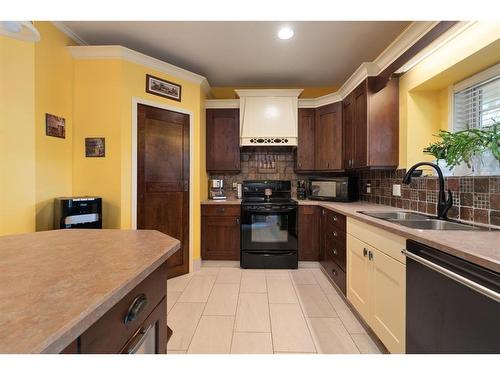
[358,169,500,227]
[209,148,300,199]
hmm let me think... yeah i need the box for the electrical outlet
[366,183,371,194]
[232,182,238,189]
[392,184,401,197]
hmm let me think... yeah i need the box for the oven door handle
[243,208,296,213]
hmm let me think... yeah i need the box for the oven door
[241,205,297,252]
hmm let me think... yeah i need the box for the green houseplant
[423,120,500,175]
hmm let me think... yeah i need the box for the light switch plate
[392,184,401,197]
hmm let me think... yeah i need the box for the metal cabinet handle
[402,249,500,303]
[368,251,373,261]
[332,248,338,255]
[124,294,148,325]
[298,162,302,167]
[217,207,225,213]
[331,269,337,276]
[363,248,368,257]
[236,218,240,225]
[333,215,338,222]
[332,231,338,237]
[120,324,154,354]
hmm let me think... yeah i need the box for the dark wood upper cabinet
[343,77,399,169]
[295,108,316,172]
[206,108,240,172]
[315,102,343,171]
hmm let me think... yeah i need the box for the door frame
[131,97,194,272]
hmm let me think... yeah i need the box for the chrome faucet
[402,162,453,220]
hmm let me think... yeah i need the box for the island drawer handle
[124,294,148,325]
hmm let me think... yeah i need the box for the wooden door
[342,94,355,169]
[206,109,240,172]
[315,102,343,171]
[346,234,371,322]
[370,247,406,353]
[295,108,315,171]
[298,206,319,261]
[353,82,368,168]
[137,104,189,279]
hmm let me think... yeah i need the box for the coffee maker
[208,179,226,200]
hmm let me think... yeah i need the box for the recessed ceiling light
[277,27,294,40]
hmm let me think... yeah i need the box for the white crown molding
[51,21,88,45]
[205,99,240,108]
[372,21,438,73]
[235,89,303,97]
[68,45,210,88]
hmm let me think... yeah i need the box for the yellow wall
[211,86,339,99]
[34,22,76,231]
[0,36,36,235]
[72,57,206,261]
[399,22,500,169]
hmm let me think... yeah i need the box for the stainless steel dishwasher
[403,240,500,353]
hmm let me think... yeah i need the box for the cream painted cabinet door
[346,234,371,323]
[370,247,406,353]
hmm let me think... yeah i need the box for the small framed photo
[146,74,181,102]
[85,138,105,157]
[45,113,65,138]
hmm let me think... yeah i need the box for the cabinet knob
[368,251,374,261]
[332,231,338,237]
[331,269,337,276]
[332,248,338,255]
[333,216,337,222]
[363,248,368,257]
[298,162,302,167]
[236,218,240,225]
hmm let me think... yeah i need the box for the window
[451,63,500,175]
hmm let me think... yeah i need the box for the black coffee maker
[296,180,307,200]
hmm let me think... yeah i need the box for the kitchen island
[0,229,180,354]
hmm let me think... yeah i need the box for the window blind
[453,74,500,131]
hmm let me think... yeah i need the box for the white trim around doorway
[131,97,195,272]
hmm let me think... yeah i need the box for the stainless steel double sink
[358,211,486,231]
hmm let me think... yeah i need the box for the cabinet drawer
[347,218,405,264]
[324,230,346,271]
[323,209,346,232]
[321,257,346,295]
[80,263,167,353]
[201,205,241,217]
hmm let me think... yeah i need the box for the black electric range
[240,180,298,269]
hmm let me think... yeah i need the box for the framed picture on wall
[145,74,182,101]
[45,113,66,138]
[85,138,105,157]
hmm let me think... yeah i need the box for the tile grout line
[264,271,275,354]
[228,270,242,354]
[185,269,217,353]
[289,270,319,354]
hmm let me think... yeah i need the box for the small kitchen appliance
[54,196,102,229]
[308,176,358,202]
[208,179,226,200]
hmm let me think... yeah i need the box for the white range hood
[236,89,303,146]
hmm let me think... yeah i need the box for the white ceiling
[62,21,410,87]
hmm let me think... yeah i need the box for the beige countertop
[201,198,499,272]
[0,229,180,354]
[297,200,500,273]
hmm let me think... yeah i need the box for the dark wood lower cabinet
[298,206,319,261]
[60,262,168,354]
[320,208,347,295]
[201,205,241,260]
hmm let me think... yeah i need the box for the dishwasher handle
[402,249,500,303]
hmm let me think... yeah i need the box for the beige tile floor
[166,264,381,354]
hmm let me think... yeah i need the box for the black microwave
[308,177,358,202]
